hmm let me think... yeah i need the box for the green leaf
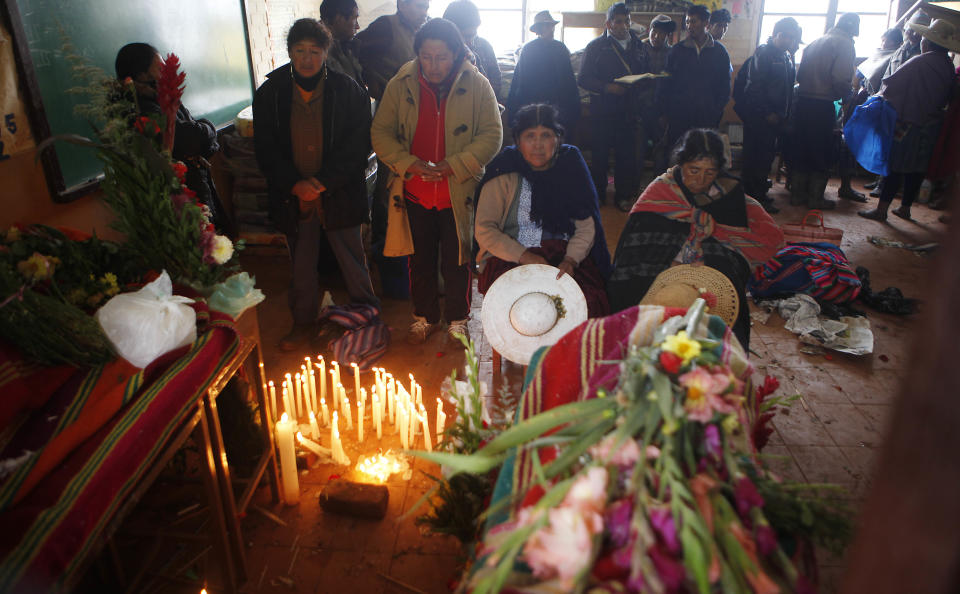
[681,522,710,594]
[407,450,507,475]
[478,397,615,456]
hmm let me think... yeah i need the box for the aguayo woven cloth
[0,309,238,592]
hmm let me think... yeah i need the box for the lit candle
[398,406,408,449]
[282,385,292,418]
[301,373,313,417]
[320,398,330,427]
[387,375,395,425]
[360,386,367,408]
[420,411,432,452]
[330,369,339,410]
[343,396,353,430]
[268,381,277,422]
[318,357,326,409]
[416,384,423,407]
[309,410,320,440]
[276,413,299,505]
[436,398,446,436]
[373,394,382,439]
[351,362,361,400]
[332,361,341,393]
[409,373,415,403]
[331,411,346,465]
[358,398,364,442]
[294,373,303,419]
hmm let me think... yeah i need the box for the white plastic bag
[95,271,197,368]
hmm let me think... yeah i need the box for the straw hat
[908,18,960,53]
[481,264,587,365]
[640,265,739,327]
[530,11,559,33]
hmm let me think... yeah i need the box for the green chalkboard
[8,0,253,201]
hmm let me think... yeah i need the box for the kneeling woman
[475,104,611,317]
[607,129,782,347]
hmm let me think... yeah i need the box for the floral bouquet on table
[0,224,141,366]
[60,53,243,290]
[413,301,851,594]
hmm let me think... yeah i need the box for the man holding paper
[578,2,648,212]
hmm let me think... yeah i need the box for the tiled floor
[225,177,944,593]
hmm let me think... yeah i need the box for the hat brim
[530,20,559,33]
[907,22,960,53]
[639,265,739,327]
[652,21,677,33]
[481,264,587,365]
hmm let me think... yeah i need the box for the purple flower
[649,545,686,591]
[649,507,680,554]
[704,424,722,460]
[611,543,633,569]
[756,523,778,556]
[734,477,765,519]
[605,499,633,548]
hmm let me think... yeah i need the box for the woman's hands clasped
[519,250,577,279]
[409,160,454,183]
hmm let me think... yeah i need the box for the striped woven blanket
[0,308,239,592]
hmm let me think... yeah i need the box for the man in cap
[708,8,732,42]
[506,11,581,132]
[660,5,732,148]
[734,17,803,214]
[790,12,859,209]
[641,15,677,173]
[578,2,648,210]
[859,19,959,221]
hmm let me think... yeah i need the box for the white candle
[309,410,320,440]
[294,373,303,419]
[358,399,364,442]
[320,398,330,427]
[268,381,277,422]
[387,375,395,425]
[331,411,346,465]
[343,396,353,430]
[398,406,408,449]
[282,385,292,418]
[276,413,299,505]
[360,387,367,408]
[436,398,446,436]
[330,369,339,410]
[409,374,415,403]
[332,361,341,393]
[351,362,360,400]
[302,374,313,417]
[297,431,329,458]
[416,384,423,407]
[318,357,326,410]
[420,412,432,452]
[373,394,382,439]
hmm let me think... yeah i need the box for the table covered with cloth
[0,306,239,592]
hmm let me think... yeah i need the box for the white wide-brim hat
[908,19,960,53]
[481,264,587,365]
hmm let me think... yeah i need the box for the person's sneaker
[447,318,469,342]
[407,316,437,345]
[279,324,316,352]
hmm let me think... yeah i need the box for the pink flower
[649,507,680,555]
[589,435,641,468]
[704,423,722,460]
[679,367,738,423]
[564,466,608,521]
[523,506,599,589]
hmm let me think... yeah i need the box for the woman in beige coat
[371,18,502,345]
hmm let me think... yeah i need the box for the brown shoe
[279,324,315,352]
[858,208,887,222]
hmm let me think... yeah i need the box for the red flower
[734,477,765,519]
[171,161,188,182]
[658,350,683,374]
[157,53,186,152]
[755,524,778,556]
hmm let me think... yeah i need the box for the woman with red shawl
[607,129,783,348]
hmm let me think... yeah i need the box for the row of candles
[270,357,448,504]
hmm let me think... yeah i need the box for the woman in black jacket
[253,18,379,351]
[114,43,234,237]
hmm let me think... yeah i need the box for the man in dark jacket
[253,19,379,350]
[354,0,429,102]
[320,0,364,85]
[734,17,802,214]
[578,3,647,210]
[640,14,676,174]
[443,0,502,102]
[506,11,581,133]
[660,5,731,150]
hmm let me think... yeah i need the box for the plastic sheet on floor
[759,295,874,355]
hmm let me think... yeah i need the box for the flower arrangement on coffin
[0,225,141,366]
[60,53,242,289]
[413,301,852,594]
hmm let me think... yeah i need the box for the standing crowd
[121,0,953,353]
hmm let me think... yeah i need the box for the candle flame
[281,412,289,422]
[355,451,406,483]
[309,410,317,420]
[296,431,304,441]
